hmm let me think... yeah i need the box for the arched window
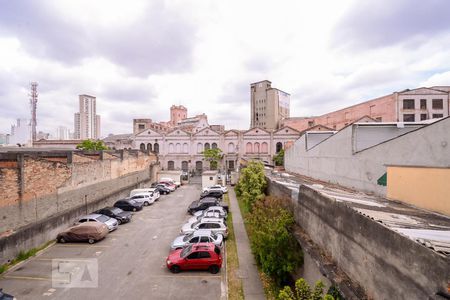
[246,142,253,153]
[195,161,203,173]
[168,161,175,170]
[228,142,235,153]
[140,143,145,151]
[169,143,174,153]
[261,142,268,153]
[212,143,218,149]
[176,143,181,153]
[197,143,203,153]
[204,143,210,150]
[147,143,152,151]
[154,143,159,153]
[181,161,188,171]
[276,142,283,153]
[254,142,260,153]
[183,143,188,153]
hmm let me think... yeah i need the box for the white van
[129,192,156,206]
[130,188,160,200]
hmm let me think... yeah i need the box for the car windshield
[211,232,218,239]
[97,215,109,222]
[181,245,193,258]
[129,199,137,204]
[191,221,200,228]
[111,208,122,214]
[183,233,194,242]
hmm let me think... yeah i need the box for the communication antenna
[30,82,38,141]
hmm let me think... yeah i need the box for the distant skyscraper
[10,118,32,146]
[74,94,101,139]
[250,80,290,130]
[56,126,70,140]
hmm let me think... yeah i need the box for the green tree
[273,148,285,166]
[76,140,109,151]
[278,279,334,300]
[234,161,266,210]
[202,148,223,170]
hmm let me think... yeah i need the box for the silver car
[181,218,228,238]
[187,211,222,225]
[129,192,156,206]
[170,230,224,250]
[193,206,228,219]
[75,214,118,232]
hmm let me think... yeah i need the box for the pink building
[282,87,450,131]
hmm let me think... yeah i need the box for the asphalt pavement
[0,182,226,300]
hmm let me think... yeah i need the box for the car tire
[133,208,137,212]
[144,202,149,206]
[59,237,66,243]
[209,265,219,274]
[170,265,181,273]
[88,238,95,244]
[117,219,122,225]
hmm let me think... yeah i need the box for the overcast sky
[1,0,450,137]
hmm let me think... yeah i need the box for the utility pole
[30,82,38,142]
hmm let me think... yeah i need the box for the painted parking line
[2,275,67,283]
[34,258,94,262]
[148,275,222,279]
[54,244,110,248]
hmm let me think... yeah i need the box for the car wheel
[88,238,95,244]
[117,219,122,225]
[209,265,219,274]
[170,265,181,273]
[144,202,149,206]
[133,208,137,212]
[59,237,66,243]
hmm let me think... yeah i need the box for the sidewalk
[228,188,265,300]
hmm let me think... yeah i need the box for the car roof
[206,206,225,210]
[201,198,217,202]
[192,229,213,236]
[199,218,224,223]
[191,243,215,251]
[132,192,151,196]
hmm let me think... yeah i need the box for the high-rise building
[56,126,70,140]
[250,80,290,130]
[10,118,32,146]
[74,94,101,139]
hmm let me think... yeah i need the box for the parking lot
[0,182,226,300]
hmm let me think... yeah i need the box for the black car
[114,199,143,212]
[200,190,223,200]
[0,289,14,300]
[95,207,132,224]
[152,184,171,195]
[188,197,229,214]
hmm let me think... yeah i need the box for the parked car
[0,289,14,300]
[160,177,181,187]
[75,214,118,232]
[166,243,222,274]
[129,192,156,206]
[181,218,228,238]
[152,183,172,195]
[130,188,160,200]
[187,211,223,225]
[114,199,143,212]
[159,181,176,192]
[193,206,228,219]
[187,198,221,215]
[197,197,229,212]
[57,222,109,244]
[199,190,223,200]
[202,185,228,194]
[170,229,224,250]
[94,207,132,225]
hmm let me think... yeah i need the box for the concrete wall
[387,166,450,216]
[285,117,450,198]
[267,179,450,300]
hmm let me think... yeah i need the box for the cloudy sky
[1,0,450,137]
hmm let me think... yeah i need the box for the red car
[160,181,176,191]
[166,243,222,274]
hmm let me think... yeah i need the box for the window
[403,114,415,122]
[276,142,283,153]
[169,143,174,153]
[182,161,188,171]
[254,142,260,153]
[228,160,235,170]
[227,142,235,153]
[138,124,145,130]
[432,114,444,119]
[147,143,152,151]
[168,161,175,170]
[176,143,181,153]
[197,143,203,153]
[204,143,210,150]
[432,99,443,109]
[212,143,218,149]
[308,121,314,127]
[183,143,188,153]
[420,114,427,121]
[403,99,415,109]
[420,99,427,109]
[154,143,159,153]
[261,142,268,153]
[245,142,253,153]
[140,143,145,151]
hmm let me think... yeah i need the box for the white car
[193,206,228,219]
[181,218,228,238]
[130,188,160,200]
[202,185,228,194]
[187,211,222,225]
[129,192,156,206]
[170,229,224,250]
[160,177,181,188]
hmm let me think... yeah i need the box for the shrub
[235,161,266,211]
[278,278,334,300]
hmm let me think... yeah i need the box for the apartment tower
[250,80,290,130]
[74,94,101,139]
